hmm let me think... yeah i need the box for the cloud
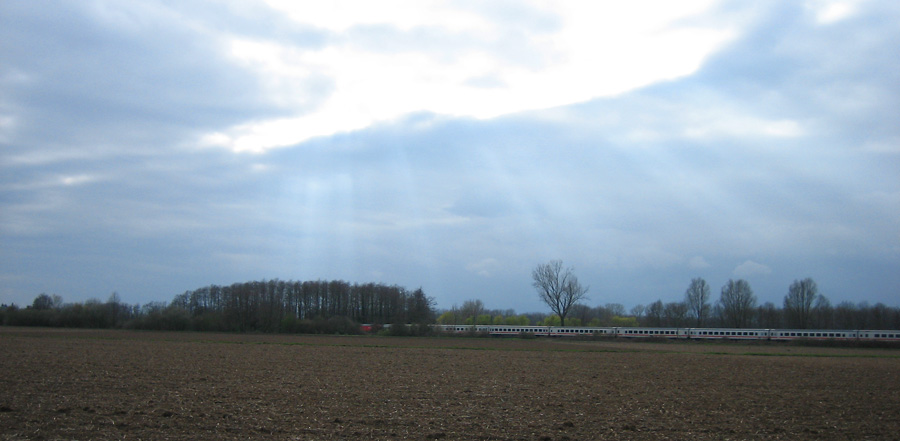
[689,256,711,269]
[806,0,863,24]
[466,259,500,277]
[2,1,900,311]
[733,261,773,278]
[201,0,735,152]
[0,1,281,163]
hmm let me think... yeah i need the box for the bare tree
[532,260,588,327]
[719,279,756,328]
[605,303,626,317]
[784,278,817,329]
[459,299,485,325]
[756,302,782,328]
[569,303,593,325]
[663,301,689,327]
[646,300,664,327]
[833,301,857,329]
[684,277,711,326]
[812,294,833,329]
[630,304,646,325]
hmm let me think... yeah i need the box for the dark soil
[1,327,898,440]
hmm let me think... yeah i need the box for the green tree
[505,315,530,325]
[611,316,639,327]
[459,299,484,326]
[436,311,457,325]
[542,315,562,326]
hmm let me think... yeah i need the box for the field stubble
[1,328,898,440]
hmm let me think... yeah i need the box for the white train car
[433,324,551,335]
[768,329,858,340]
[857,330,900,341]
[422,324,900,342]
[767,329,900,341]
[478,325,550,336]
[686,328,772,340]
[615,327,684,338]
[548,326,615,337]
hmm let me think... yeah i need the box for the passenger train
[397,324,900,342]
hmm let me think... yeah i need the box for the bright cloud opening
[203,0,735,153]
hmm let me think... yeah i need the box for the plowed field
[1,328,898,440]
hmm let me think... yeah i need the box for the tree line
[633,276,900,330]
[436,293,900,331]
[4,273,899,333]
[433,266,899,331]
[0,279,436,333]
[519,261,899,330]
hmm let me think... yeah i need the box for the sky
[2,0,899,313]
